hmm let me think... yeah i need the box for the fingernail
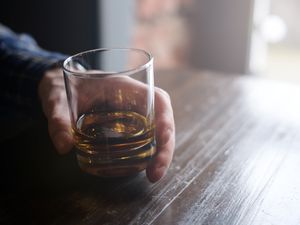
[152,166,167,182]
[53,131,72,154]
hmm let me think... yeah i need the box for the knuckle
[48,115,68,137]
[49,114,68,127]
[157,120,175,147]
[155,88,173,112]
[155,87,171,100]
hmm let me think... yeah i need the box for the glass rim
[63,47,153,78]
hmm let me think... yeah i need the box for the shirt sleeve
[0,23,68,117]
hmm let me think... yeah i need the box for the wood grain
[1,70,300,225]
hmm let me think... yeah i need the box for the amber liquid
[73,111,156,177]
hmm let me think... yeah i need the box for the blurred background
[1,0,299,82]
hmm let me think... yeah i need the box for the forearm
[0,24,67,116]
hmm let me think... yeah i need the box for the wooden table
[1,70,300,225]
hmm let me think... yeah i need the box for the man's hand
[38,68,175,182]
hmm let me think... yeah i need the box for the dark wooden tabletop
[1,70,300,225]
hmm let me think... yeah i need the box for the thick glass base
[76,142,156,177]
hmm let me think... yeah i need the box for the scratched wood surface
[1,70,300,225]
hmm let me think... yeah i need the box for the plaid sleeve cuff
[0,25,68,117]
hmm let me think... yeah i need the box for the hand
[38,68,175,182]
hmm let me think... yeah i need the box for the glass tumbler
[63,48,156,177]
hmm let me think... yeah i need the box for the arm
[0,23,67,115]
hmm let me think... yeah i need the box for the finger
[146,88,175,182]
[47,95,73,154]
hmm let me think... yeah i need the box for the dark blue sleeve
[0,23,68,117]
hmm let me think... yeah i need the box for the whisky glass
[63,48,155,177]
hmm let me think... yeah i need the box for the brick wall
[131,0,193,69]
